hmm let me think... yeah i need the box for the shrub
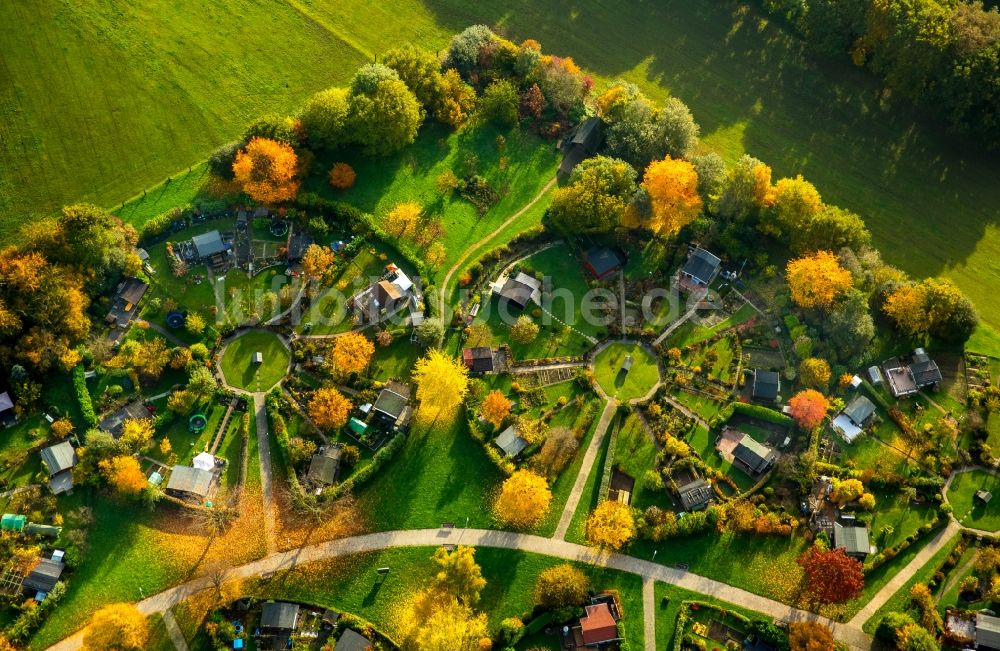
[72,365,98,427]
[328,162,356,189]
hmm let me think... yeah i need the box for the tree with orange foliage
[786,251,853,309]
[788,621,835,651]
[585,500,636,550]
[82,603,148,650]
[0,633,16,651]
[232,137,300,204]
[480,390,511,429]
[797,545,864,604]
[328,162,356,189]
[308,387,352,431]
[330,332,375,375]
[788,389,830,430]
[494,470,552,529]
[637,157,702,238]
[300,244,335,281]
[99,456,147,497]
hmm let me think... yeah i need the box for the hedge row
[865,515,946,574]
[327,430,407,499]
[72,365,98,427]
[732,402,795,428]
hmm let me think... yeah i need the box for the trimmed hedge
[327,430,408,499]
[72,365,98,427]
[732,402,795,428]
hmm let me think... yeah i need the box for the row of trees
[211,26,595,205]
[763,0,1000,149]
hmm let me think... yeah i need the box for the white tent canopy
[193,452,216,472]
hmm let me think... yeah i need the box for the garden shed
[40,441,78,495]
[22,557,65,594]
[253,351,263,365]
[750,369,780,402]
[0,391,13,427]
[977,613,1000,650]
[583,247,624,280]
[977,490,993,504]
[192,230,227,260]
[833,522,871,559]
[679,247,721,289]
[677,479,713,511]
[493,272,541,311]
[462,347,496,374]
[372,382,411,430]
[1,514,25,532]
[732,435,777,476]
[336,629,373,651]
[260,601,299,633]
[307,447,341,486]
[494,425,529,459]
[165,465,213,500]
[193,452,216,472]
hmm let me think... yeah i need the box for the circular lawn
[593,342,661,401]
[946,468,1000,532]
[220,330,290,392]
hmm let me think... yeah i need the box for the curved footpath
[46,528,870,651]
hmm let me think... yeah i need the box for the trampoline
[269,220,289,237]
[166,311,186,329]
[188,413,208,433]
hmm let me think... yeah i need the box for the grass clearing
[593,343,660,401]
[947,469,1000,531]
[220,330,289,392]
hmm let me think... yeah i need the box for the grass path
[553,400,618,539]
[436,176,557,317]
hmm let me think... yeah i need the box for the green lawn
[220,330,290,392]
[518,244,609,339]
[8,0,1000,334]
[370,335,421,383]
[862,532,963,633]
[593,343,660,401]
[947,469,1000,531]
[356,414,503,531]
[867,490,940,549]
[235,547,645,648]
[612,414,672,511]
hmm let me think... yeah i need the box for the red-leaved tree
[788,389,830,430]
[797,546,864,604]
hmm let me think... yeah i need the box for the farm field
[6,1,1000,340]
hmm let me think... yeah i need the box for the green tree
[658,96,700,158]
[242,113,300,147]
[924,277,978,342]
[350,63,400,95]
[791,205,871,253]
[383,44,444,110]
[691,152,727,204]
[510,315,540,344]
[478,79,519,127]
[349,78,424,156]
[716,155,773,222]
[443,25,496,79]
[549,156,638,233]
[300,87,350,150]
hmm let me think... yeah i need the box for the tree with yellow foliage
[798,357,831,389]
[301,244,335,281]
[432,545,486,605]
[232,137,300,204]
[387,201,422,240]
[534,564,590,609]
[82,603,148,650]
[119,418,155,453]
[786,251,853,309]
[831,478,865,506]
[331,332,375,376]
[638,157,702,238]
[308,387,352,431]
[717,154,773,221]
[480,390,511,429]
[494,470,552,529]
[99,456,147,497]
[883,283,927,336]
[51,418,74,439]
[427,242,447,270]
[413,348,469,422]
[765,175,823,237]
[403,594,489,651]
[585,500,636,550]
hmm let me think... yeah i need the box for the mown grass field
[7,1,1000,338]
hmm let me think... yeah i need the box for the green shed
[1,514,26,532]
[348,417,368,435]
